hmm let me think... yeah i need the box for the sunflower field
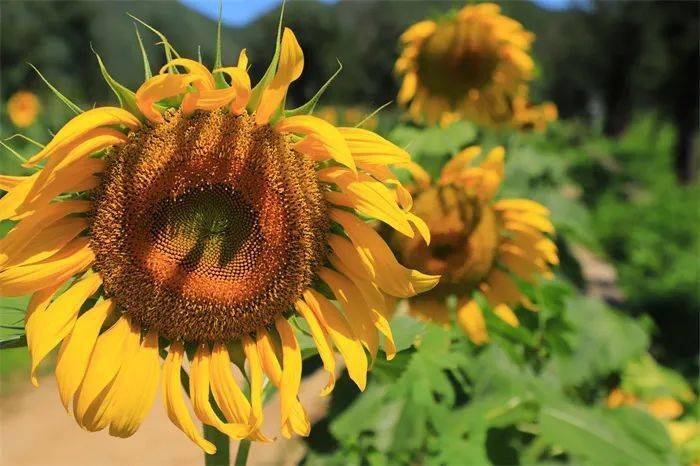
[0,1,698,466]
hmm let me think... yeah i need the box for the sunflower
[396,3,536,126]
[510,86,558,131]
[7,90,40,127]
[0,25,438,452]
[392,146,558,344]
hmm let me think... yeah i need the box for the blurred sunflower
[395,3,535,126]
[7,90,40,127]
[0,25,438,452]
[392,146,558,344]
[510,86,558,131]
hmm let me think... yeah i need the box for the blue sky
[179,0,579,27]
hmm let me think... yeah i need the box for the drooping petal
[241,335,266,433]
[318,267,378,359]
[107,329,161,438]
[303,289,368,391]
[338,127,410,166]
[2,217,87,269]
[209,343,269,442]
[274,317,303,431]
[24,283,62,386]
[160,58,216,90]
[493,303,519,327]
[23,107,140,167]
[0,200,91,265]
[27,272,102,383]
[135,73,203,122]
[162,341,216,454]
[0,236,95,296]
[0,174,28,191]
[276,115,355,172]
[55,299,115,409]
[293,300,336,395]
[215,67,252,114]
[330,209,439,298]
[73,316,141,432]
[255,28,304,124]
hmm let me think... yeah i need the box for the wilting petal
[276,115,355,172]
[135,73,203,122]
[55,299,115,409]
[0,237,95,296]
[241,335,266,433]
[162,341,216,454]
[24,283,62,386]
[274,317,303,432]
[215,67,252,114]
[303,289,368,391]
[255,28,304,124]
[160,58,215,90]
[23,107,139,167]
[293,300,336,395]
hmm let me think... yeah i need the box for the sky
[179,0,580,27]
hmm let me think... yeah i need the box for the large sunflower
[392,146,558,344]
[396,3,536,126]
[0,25,438,452]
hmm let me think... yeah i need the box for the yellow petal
[2,217,87,269]
[320,169,413,236]
[55,299,115,410]
[241,335,266,433]
[319,267,378,359]
[493,304,519,328]
[456,300,489,345]
[400,20,436,43]
[0,174,28,191]
[499,244,544,282]
[276,115,355,172]
[330,209,439,298]
[162,341,216,454]
[0,173,39,221]
[501,210,555,234]
[135,73,203,122]
[493,198,550,216]
[0,236,95,296]
[397,72,417,104]
[27,272,102,383]
[439,146,482,184]
[237,49,248,69]
[274,316,302,431]
[24,283,62,386]
[481,269,523,307]
[24,108,139,167]
[190,344,250,439]
[338,127,410,166]
[255,28,304,124]
[0,199,91,266]
[73,316,140,431]
[160,58,215,90]
[293,300,336,395]
[107,330,161,438]
[303,289,368,391]
[215,67,252,115]
[210,343,270,443]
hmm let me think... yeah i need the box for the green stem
[204,424,230,466]
[233,439,251,466]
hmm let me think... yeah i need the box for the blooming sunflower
[0,24,438,452]
[395,3,536,126]
[7,90,40,128]
[392,146,558,344]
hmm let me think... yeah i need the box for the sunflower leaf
[285,59,343,118]
[90,44,144,120]
[0,334,27,350]
[28,63,82,115]
[247,0,285,112]
[133,22,152,80]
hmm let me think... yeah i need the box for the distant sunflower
[510,86,558,131]
[396,3,535,126]
[392,146,558,344]
[0,25,438,452]
[7,91,40,127]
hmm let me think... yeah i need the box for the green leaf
[0,334,27,349]
[128,14,181,72]
[387,314,425,353]
[247,0,285,112]
[28,63,82,115]
[539,401,678,465]
[212,0,228,89]
[285,60,343,117]
[91,45,144,119]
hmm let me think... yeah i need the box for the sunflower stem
[204,424,230,466]
[233,439,251,466]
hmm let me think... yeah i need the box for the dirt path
[0,369,329,466]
